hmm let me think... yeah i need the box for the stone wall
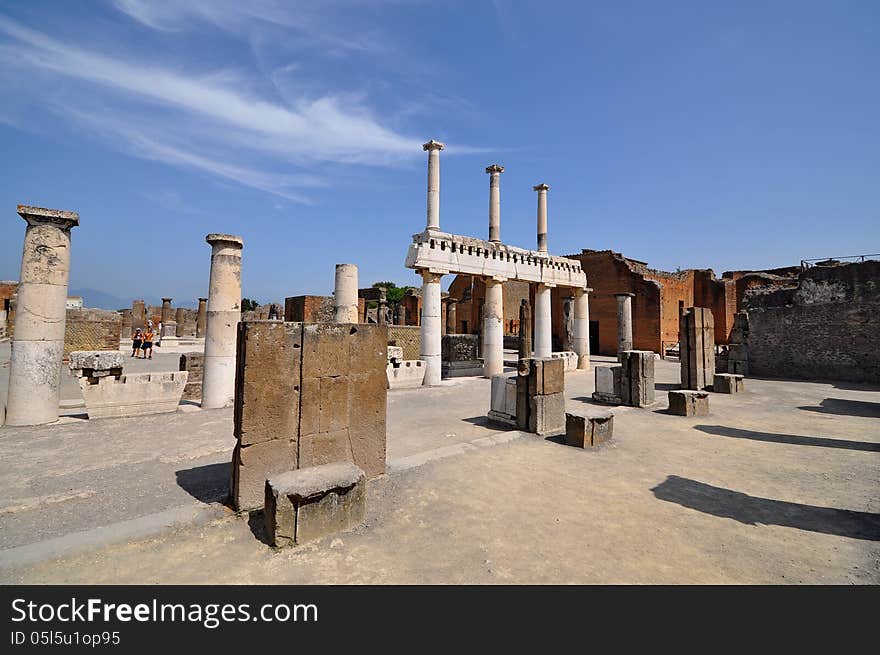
[744,261,880,383]
[284,295,334,323]
[387,325,421,361]
[63,308,122,358]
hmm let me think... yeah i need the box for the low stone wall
[78,371,188,419]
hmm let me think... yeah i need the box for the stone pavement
[0,350,878,583]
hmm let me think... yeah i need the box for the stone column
[395,304,406,326]
[5,205,79,426]
[482,279,504,378]
[175,307,186,336]
[446,298,457,334]
[419,270,442,386]
[486,164,504,243]
[533,183,550,253]
[572,287,591,370]
[334,263,359,323]
[161,298,173,324]
[378,288,388,326]
[423,140,445,232]
[132,300,146,330]
[196,298,207,337]
[201,233,243,409]
[534,284,553,357]
[615,292,634,355]
[518,299,532,363]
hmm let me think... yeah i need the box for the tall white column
[5,205,79,426]
[572,287,591,370]
[202,233,243,409]
[423,140,445,232]
[486,164,504,243]
[533,183,550,253]
[334,263,359,323]
[420,270,442,386]
[615,292,634,354]
[534,284,552,358]
[482,278,504,377]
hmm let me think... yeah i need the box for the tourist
[141,325,155,359]
[131,328,142,357]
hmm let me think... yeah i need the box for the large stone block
[68,350,124,372]
[488,374,517,426]
[592,365,622,404]
[680,307,715,390]
[619,350,655,407]
[387,360,426,389]
[527,357,565,396]
[301,323,348,378]
[529,392,565,436]
[78,371,188,420]
[264,462,366,547]
[232,438,297,511]
[179,351,203,401]
[667,390,710,417]
[346,371,386,479]
[712,373,744,393]
[233,322,302,447]
[565,409,614,448]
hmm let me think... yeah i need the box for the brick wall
[284,295,334,323]
[745,261,880,383]
[64,308,122,358]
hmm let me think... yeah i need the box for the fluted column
[419,270,442,386]
[572,287,591,369]
[5,205,79,426]
[534,284,553,358]
[423,140,445,232]
[482,279,504,377]
[201,233,243,409]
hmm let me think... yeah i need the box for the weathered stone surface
[78,371,188,420]
[441,333,482,378]
[488,374,517,426]
[68,350,124,372]
[527,357,564,396]
[387,345,403,362]
[619,350,655,407]
[667,390,710,417]
[712,373,744,394]
[232,438,297,511]
[234,321,302,447]
[549,351,578,372]
[565,409,614,448]
[516,373,530,430]
[179,351,203,401]
[592,365,622,404]
[529,392,565,436]
[680,307,715,390]
[265,462,366,547]
[387,360,426,389]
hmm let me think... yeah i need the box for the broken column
[518,299,532,366]
[132,299,146,330]
[161,298,173,324]
[423,140,444,231]
[534,284,553,358]
[615,292,634,355]
[5,205,79,426]
[483,277,504,377]
[534,183,549,253]
[175,307,186,336]
[486,163,504,243]
[572,287,591,369]
[517,357,565,436]
[619,350,656,407]
[420,270,442,386]
[445,298,457,334]
[680,307,715,390]
[201,233,243,409]
[334,264,359,324]
[196,297,207,338]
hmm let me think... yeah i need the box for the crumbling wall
[63,308,122,358]
[745,261,880,383]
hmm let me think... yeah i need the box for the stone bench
[264,462,366,548]
[565,409,614,448]
[667,390,709,417]
[712,373,744,394]
[78,371,188,419]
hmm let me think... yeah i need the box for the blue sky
[1,1,878,307]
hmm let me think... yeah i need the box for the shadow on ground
[460,416,510,431]
[175,462,231,504]
[798,398,880,418]
[695,424,880,452]
[247,510,272,546]
[655,382,681,391]
[651,475,880,541]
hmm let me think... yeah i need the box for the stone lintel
[17,204,79,228]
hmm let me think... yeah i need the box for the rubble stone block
[619,350,655,407]
[667,390,710,417]
[232,438,297,511]
[529,392,565,436]
[712,373,744,394]
[565,409,614,448]
[592,365,622,404]
[527,357,565,396]
[264,462,366,547]
[68,350,124,372]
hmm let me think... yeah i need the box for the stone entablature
[405,230,587,289]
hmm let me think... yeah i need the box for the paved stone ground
[0,346,878,583]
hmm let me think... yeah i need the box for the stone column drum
[420,270,442,386]
[615,292,634,355]
[5,205,79,426]
[161,298,173,324]
[196,297,207,338]
[334,264,359,324]
[175,307,186,336]
[486,164,504,243]
[482,278,504,378]
[132,300,146,330]
[572,287,591,369]
[423,140,444,232]
[201,234,243,409]
[533,183,550,253]
[534,284,553,358]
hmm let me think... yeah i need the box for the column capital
[532,183,550,192]
[198,297,208,302]
[422,139,445,151]
[162,298,173,303]
[614,292,635,298]
[485,163,505,174]
[206,233,244,248]
[17,204,79,229]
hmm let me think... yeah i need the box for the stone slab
[527,357,565,396]
[68,350,124,372]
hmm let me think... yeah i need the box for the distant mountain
[68,288,130,311]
